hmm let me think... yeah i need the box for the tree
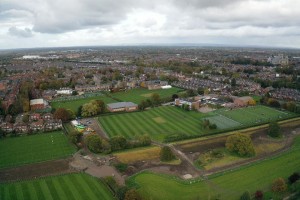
[101,139,111,153]
[171,94,179,101]
[203,119,210,129]
[81,102,98,117]
[77,105,82,117]
[209,124,217,129]
[182,104,190,111]
[136,134,151,146]
[231,78,237,87]
[225,133,255,157]
[67,109,76,120]
[138,100,147,111]
[254,190,263,200]
[286,101,296,112]
[186,89,196,97]
[91,100,105,114]
[197,88,205,95]
[268,121,281,138]
[0,128,6,138]
[124,189,142,200]
[288,172,300,184]
[53,108,71,122]
[85,134,103,153]
[151,93,161,106]
[267,98,281,108]
[68,131,82,144]
[72,91,78,95]
[272,177,287,192]
[160,146,175,161]
[110,136,128,151]
[248,99,256,106]
[240,191,250,200]
[22,114,29,123]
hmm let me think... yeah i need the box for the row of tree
[84,134,151,153]
[261,95,300,114]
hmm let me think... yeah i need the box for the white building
[56,88,74,95]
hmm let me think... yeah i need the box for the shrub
[254,190,263,200]
[268,121,281,138]
[124,189,142,200]
[225,133,255,157]
[160,146,175,161]
[114,163,128,173]
[211,149,224,158]
[272,177,287,193]
[288,172,300,184]
[110,136,128,151]
[209,124,217,130]
[240,191,250,200]
[68,130,82,144]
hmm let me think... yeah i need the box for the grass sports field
[215,105,296,126]
[0,173,114,200]
[51,95,117,113]
[0,131,76,169]
[99,105,297,141]
[204,115,241,129]
[99,106,207,141]
[109,87,184,104]
[129,136,300,200]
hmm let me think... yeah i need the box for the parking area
[79,118,109,139]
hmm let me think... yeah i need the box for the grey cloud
[8,26,33,37]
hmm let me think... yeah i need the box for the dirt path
[152,141,202,178]
[71,152,125,185]
[0,158,75,183]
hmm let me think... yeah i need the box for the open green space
[99,106,207,141]
[0,131,76,169]
[0,173,115,200]
[51,95,117,114]
[128,136,300,200]
[214,105,296,126]
[99,105,297,141]
[109,87,184,104]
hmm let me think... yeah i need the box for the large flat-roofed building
[107,102,138,112]
[30,99,48,111]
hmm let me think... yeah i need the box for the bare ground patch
[152,117,166,124]
[0,158,75,183]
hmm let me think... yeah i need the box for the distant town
[0,46,300,200]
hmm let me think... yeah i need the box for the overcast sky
[1,0,300,49]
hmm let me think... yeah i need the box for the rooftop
[107,102,137,109]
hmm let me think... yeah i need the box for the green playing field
[0,131,76,169]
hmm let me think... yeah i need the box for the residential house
[1,122,14,132]
[42,113,53,120]
[14,122,29,133]
[30,119,44,131]
[44,119,62,131]
[29,113,41,121]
